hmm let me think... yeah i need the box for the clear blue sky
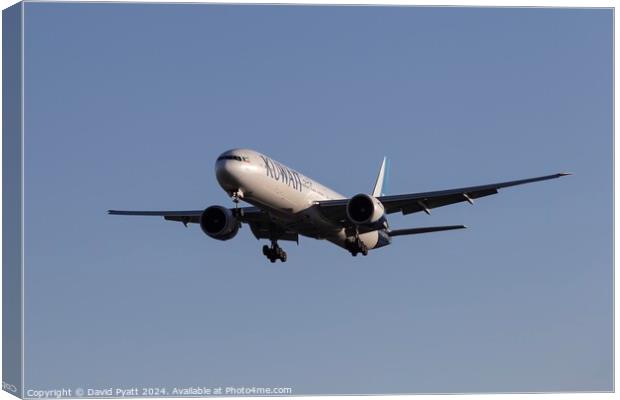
[23,3,611,394]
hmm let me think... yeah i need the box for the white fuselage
[215,148,387,250]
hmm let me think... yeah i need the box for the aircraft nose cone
[215,160,233,185]
[215,157,243,192]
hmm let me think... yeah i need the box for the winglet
[558,172,573,176]
[372,157,390,197]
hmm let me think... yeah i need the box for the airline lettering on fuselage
[260,155,303,192]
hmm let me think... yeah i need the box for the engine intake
[346,193,385,226]
[200,205,239,240]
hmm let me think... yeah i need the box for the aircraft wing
[108,207,265,223]
[108,207,299,242]
[315,172,570,221]
[108,209,204,225]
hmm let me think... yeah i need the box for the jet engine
[346,193,386,226]
[200,205,239,240]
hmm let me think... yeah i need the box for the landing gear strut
[230,190,244,222]
[263,240,287,263]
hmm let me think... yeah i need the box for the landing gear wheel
[348,236,369,257]
[263,241,287,263]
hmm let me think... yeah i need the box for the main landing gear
[263,240,287,263]
[347,235,369,257]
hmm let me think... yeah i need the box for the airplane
[109,148,570,262]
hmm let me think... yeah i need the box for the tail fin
[372,157,390,197]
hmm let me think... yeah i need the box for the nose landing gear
[263,240,287,263]
[231,190,243,205]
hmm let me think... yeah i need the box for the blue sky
[23,3,611,394]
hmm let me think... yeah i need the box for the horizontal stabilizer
[389,225,466,237]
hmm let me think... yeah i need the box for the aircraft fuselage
[215,148,390,251]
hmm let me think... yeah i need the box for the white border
[0,2,614,400]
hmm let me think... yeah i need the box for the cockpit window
[217,155,243,162]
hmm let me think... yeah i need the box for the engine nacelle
[199,205,239,241]
[346,193,386,226]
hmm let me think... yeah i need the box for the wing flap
[164,215,200,224]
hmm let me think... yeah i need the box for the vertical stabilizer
[372,157,389,197]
